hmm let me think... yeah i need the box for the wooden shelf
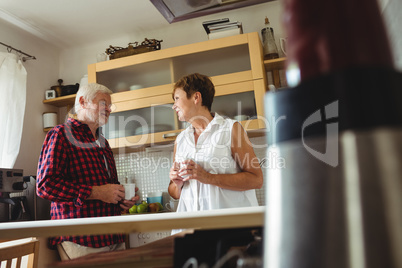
[264,57,287,71]
[43,94,76,107]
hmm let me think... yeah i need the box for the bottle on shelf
[261,16,279,60]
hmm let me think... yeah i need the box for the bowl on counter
[134,124,172,135]
[130,84,143,91]
[107,129,134,139]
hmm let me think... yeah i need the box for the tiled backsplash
[115,136,269,206]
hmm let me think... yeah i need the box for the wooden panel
[109,129,181,150]
[94,34,250,72]
[43,95,76,107]
[47,231,192,268]
[211,71,253,86]
[253,79,266,128]
[113,94,173,113]
[0,207,264,240]
[272,69,281,88]
[248,32,265,80]
[214,80,254,96]
[87,64,96,83]
[0,239,39,268]
[264,57,287,71]
[111,84,173,103]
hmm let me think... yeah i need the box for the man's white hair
[74,83,113,114]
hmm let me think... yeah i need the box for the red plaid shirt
[36,118,124,248]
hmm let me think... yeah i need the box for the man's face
[86,93,112,127]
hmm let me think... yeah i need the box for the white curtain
[0,52,27,168]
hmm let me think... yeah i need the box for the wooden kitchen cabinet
[44,32,274,151]
[264,57,287,88]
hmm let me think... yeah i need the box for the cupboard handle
[163,132,180,139]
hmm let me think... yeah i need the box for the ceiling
[0,0,170,48]
[0,0,273,49]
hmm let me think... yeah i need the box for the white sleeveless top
[174,113,259,212]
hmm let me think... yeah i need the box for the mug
[123,183,136,200]
[147,191,162,204]
[165,199,179,212]
[177,159,193,179]
[280,37,287,56]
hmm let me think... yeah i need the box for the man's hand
[88,184,125,204]
[120,187,140,211]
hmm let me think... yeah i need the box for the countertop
[0,206,265,239]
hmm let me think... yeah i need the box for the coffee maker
[0,168,32,222]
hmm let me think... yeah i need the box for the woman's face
[172,88,194,122]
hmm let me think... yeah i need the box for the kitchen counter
[0,206,265,240]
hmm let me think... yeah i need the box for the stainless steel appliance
[263,0,401,266]
[264,68,402,268]
[0,168,31,222]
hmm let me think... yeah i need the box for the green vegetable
[129,204,138,214]
[137,201,148,213]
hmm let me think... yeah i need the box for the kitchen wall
[0,18,61,219]
[0,20,60,177]
[58,1,285,85]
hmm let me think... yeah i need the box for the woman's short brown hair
[173,73,215,111]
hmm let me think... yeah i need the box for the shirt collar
[66,117,102,139]
[185,112,225,134]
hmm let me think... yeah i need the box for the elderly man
[37,83,138,260]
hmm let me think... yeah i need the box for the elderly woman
[168,73,263,214]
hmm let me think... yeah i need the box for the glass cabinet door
[212,91,257,120]
[102,97,179,150]
[102,104,176,139]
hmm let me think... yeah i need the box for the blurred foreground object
[283,0,394,84]
[264,0,402,267]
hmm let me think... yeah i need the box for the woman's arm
[168,142,184,199]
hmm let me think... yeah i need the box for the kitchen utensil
[280,37,287,56]
[61,83,79,96]
[261,17,279,60]
[51,79,63,97]
[147,192,162,204]
[51,79,79,96]
[43,112,57,129]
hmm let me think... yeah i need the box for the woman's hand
[170,162,185,188]
[178,159,210,184]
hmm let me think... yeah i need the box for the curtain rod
[0,41,36,62]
